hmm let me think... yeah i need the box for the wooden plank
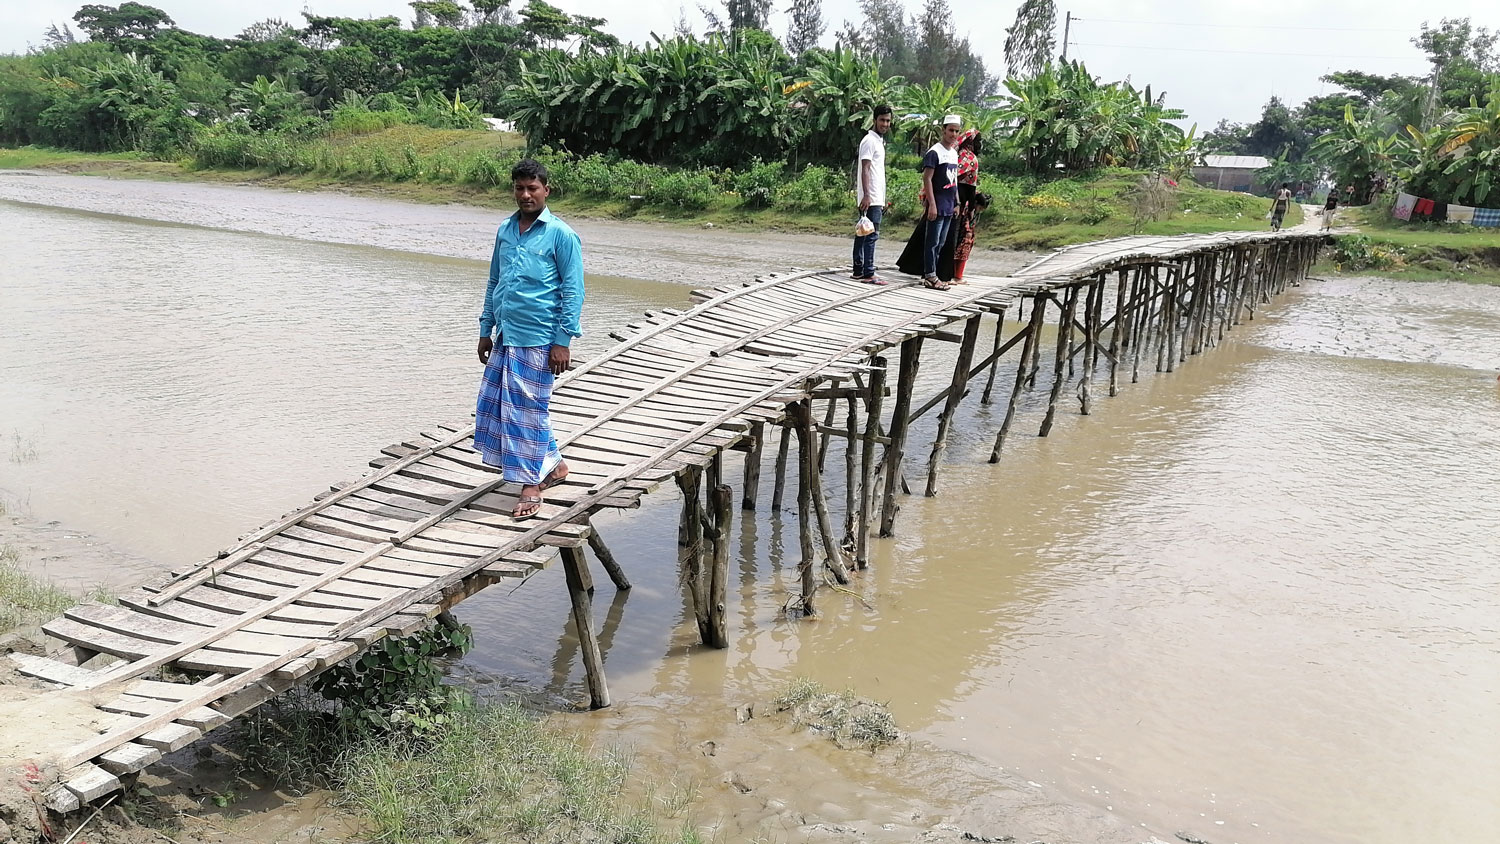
[136,722,201,753]
[97,742,163,775]
[97,695,228,731]
[7,652,100,686]
[64,763,120,803]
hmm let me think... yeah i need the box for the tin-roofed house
[1193,155,1272,193]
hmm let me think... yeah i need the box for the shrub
[734,159,784,208]
[644,168,716,210]
[1329,234,1404,270]
[776,164,848,213]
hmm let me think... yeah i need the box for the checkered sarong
[474,345,562,485]
[1473,207,1500,227]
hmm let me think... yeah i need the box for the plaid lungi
[1473,207,1500,227]
[474,345,562,485]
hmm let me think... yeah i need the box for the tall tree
[699,0,773,34]
[784,0,825,58]
[911,0,992,102]
[72,3,174,44]
[835,0,915,78]
[1003,0,1055,79]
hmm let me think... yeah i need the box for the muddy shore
[0,169,1037,285]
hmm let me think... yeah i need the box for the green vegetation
[774,677,900,750]
[0,550,77,632]
[1322,208,1500,284]
[337,703,699,844]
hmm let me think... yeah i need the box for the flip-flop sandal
[862,275,888,285]
[921,277,951,291]
[538,466,569,491]
[511,495,543,520]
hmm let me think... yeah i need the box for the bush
[734,159,783,208]
[644,168,716,210]
[776,164,848,213]
[1329,234,1404,270]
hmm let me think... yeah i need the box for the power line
[1072,42,1428,61]
[1083,17,1411,33]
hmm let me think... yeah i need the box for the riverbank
[1318,206,1500,284]
[2,136,1279,249]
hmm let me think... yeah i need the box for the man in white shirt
[853,104,893,284]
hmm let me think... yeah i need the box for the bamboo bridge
[5,227,1325,812]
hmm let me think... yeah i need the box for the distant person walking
[1322,187,1339,231]
[852,105,892,285]
[918,115,963,290]
[1271,182,1291,231]
[475,158,584,520]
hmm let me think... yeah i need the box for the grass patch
[0,551,77,632]
[774,677,901,751]
[333,701,699,844]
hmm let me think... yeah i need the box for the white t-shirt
[856,130,886,206]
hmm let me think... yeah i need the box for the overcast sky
[2,0,1489,127]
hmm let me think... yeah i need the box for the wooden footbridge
[6,228,1324,812]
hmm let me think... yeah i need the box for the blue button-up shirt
[479,207,584,348]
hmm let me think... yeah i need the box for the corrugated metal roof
[1201,155,1271,170]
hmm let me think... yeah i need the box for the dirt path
[0,170,1038,284]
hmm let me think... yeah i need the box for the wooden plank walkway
[5,228,1326,811]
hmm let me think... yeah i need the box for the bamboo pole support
[980,308,1008,405]
[1039,285,1078,437]
[855,356,886,567]
[586,526,631,591]
[1061,285,1079,379]
[804,402,851,584]
[1025,294,1046,389]
[925,314,981,497]
[705,483,731,648]
[990,294,1046,461]
[771,422,791,509]
[816,378,840,471]
[1079,277,1100,416]
[1109,269,1127,396]
[843,393,858,543]
[792,401,817,615]
[561,545,610,709]
[676,466,710,642]
[879,337,922,537]
[741,421,764,510]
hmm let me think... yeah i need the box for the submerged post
[926,314,982,496]
[561,545,610,709]
[706,483,731,648]
[586,527,631,591]
[741,421,764,510]
[980,308,1008,405]
[791,400,818,614]
[990,293,1046,462]
[879,337,923,537]
[1039,285,1078,437]
[855,356,887,567]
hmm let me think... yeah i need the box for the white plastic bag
[855,215,875,236]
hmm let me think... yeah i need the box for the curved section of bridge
[6,229,1325,810]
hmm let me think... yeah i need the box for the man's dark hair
[873,104,892,119]
[512,158,550,186]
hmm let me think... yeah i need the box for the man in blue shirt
[474,158,584,519]
[919,116,962,291]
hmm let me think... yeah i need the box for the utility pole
[1061,11,1079,62]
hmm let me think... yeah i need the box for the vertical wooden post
[561,545,610,709]
[676,466,709,642]
[707,449,723,498]
[1025,294,1047,389]
[980,308,1008,405]
[1163,262,1180,372]
[586,527,631,591]
[1131,268,1149,384]
[816,378,840,471]
[879,336,923,537]
[792,401,817,615]
[1109,269,1127,397]
[1039,285,1078,437]
[705,483,731,649]
[855,356,886,567]
[990,295,1045,462]
[926,314,982,496]
[805,403,851,584]
[741,421,764,510]
[843,393,858,543]
[1060,285,1079,379]
[771,423,791,509]
[1079,277,1100,416]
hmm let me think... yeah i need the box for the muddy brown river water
[2,173,1499,844]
